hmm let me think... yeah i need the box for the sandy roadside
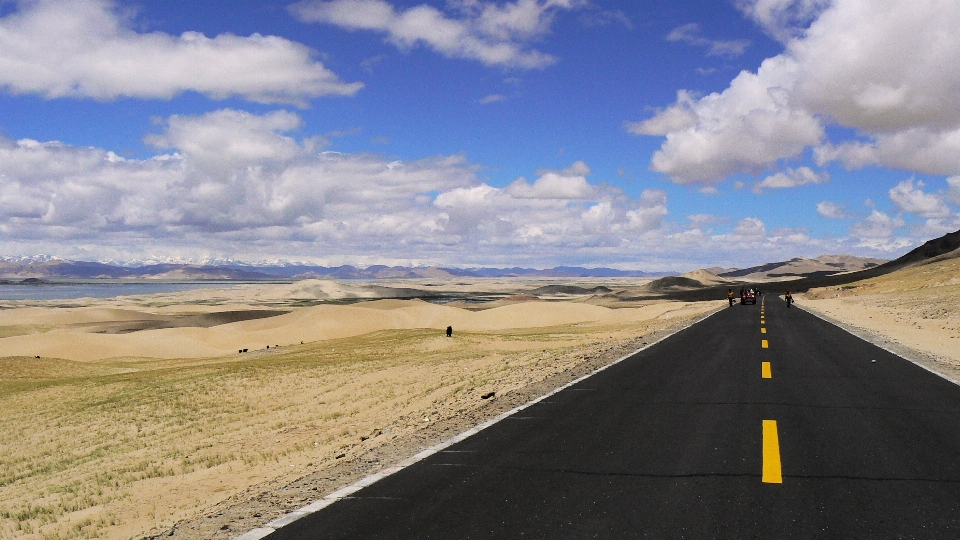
[796,255,960,382]
[797,295,960,382]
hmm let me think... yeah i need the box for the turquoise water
[0,282,243,301]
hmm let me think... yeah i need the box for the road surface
[264,295,960,538]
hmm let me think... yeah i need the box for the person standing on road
[785,291,793,308]
[727,289,735,307]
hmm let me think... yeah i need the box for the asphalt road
[268,296,960,539]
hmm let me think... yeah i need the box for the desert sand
[799,253,960,374]
[0,280,719,540]
[2,296,693,362]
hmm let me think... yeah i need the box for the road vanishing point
[256,296,960,538]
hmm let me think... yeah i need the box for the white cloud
[888,179,952,218]
[625,189,668,232]
[360,54,388,73]
[290,0,581,69]
[851,209,904,241]
[0,0,361,104]
[946,176,960,205]
[629,55,824,184]
[479,93,507,104]
[634,0,960,185]
[624,90,698,136]
[666,23,750,58]
[145,110,309,172]
[505,161,595,199]
[735,0,830,43]
[817,201,851,219]
[815,128,960,176]
[752,166,827,193]
[733,217,766,238]
[0,119,688,264]
[912,216,960,238]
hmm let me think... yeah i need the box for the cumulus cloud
[666,23,750,58]
[290,0,581,69]
[817,201,851,219]
[815,128,960,176]
[145,110,310,172]
[0,116,690,264]
[505,161,595,199]
[888,179,952,219]
[851,210,904,241]
[624,90,698,136]
[0,0,361,104]
[625,189,668,232]
[632,0,960,185]
[629,56,824,184]
[733,217,767,239]
[752,166,827,193]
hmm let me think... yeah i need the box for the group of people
[725,288,793,307]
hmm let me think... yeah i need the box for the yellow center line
[761,327,766,333]
[762,420,782,483]
[762,361,772,378]
[761,339,768,348]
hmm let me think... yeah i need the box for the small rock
[481,391,495,399]
[219,525,230,531]
[336,453,346,459]
[871,359,877,363]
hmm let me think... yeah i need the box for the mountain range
[0,259,669,281]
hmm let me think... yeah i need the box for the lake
[0,281,246,301]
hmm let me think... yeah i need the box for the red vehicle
[741,289,757,305]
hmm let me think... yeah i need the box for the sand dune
[0,299,702,362]
[679,269,729,285]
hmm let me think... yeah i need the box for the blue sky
[1,0,958,270]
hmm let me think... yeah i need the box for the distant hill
[717,255,887,281]
[0,259,670,281]
[679,269,730,285]
[640,229,960,302]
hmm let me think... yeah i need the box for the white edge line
[796,301,960,387]
[231,305,723,540]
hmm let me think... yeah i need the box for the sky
[1,0,959,271]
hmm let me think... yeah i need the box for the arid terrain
[3,240,960,540]
[799,251,960,379]
[0,278,718,540]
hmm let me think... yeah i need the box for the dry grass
[0,301,716,540]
